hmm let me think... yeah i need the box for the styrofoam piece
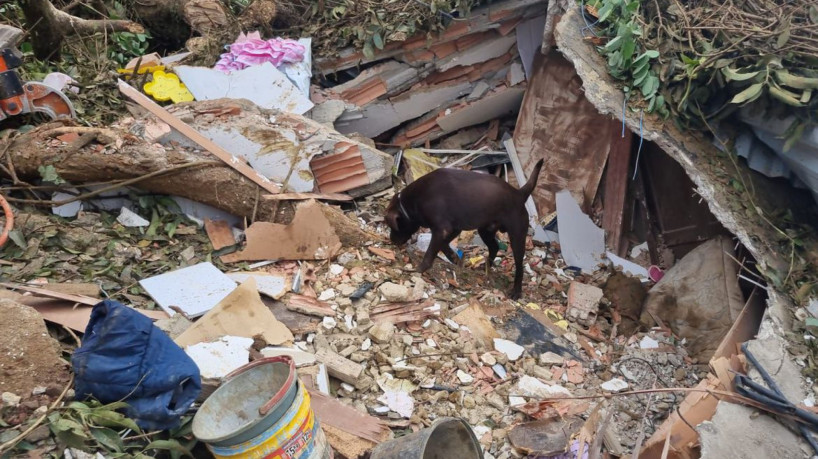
[139,262,237,318]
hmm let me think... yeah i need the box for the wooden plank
[308,390,390,443]
[314,348,363,385]
[1,282,98,306]
[117,79,281,194]
[204,219,236,250]
[287,295,335,317]
[601,128,633,256]
[512,51,619,215]
[261,192,353,202]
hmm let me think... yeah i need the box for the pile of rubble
[314,0,544,147]
[2,0,816,457]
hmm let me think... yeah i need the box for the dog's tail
[518,158,544,198]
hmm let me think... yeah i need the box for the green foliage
[588,0,669,118]
[8,400,199,458]
[38,165,66,185]
[289,0,481,58]
[584,0,818,146]
[108,31,151,66]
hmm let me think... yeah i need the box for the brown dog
[385,159,544,299]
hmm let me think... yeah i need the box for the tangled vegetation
[585,0,818,148]
[283,0,483,57]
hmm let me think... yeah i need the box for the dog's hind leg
[507,221,527,300]
[478,227,499,277]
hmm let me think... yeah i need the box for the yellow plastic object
[116,64,165,75]
[525,302,541,310]
[468,256,484,267]
[544,309,569,330]
[143,70,194,103]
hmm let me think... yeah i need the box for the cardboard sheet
[222,200,342,263]
[174,278,294,348]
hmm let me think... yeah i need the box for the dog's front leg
[417,230,449,273]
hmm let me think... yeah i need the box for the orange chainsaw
[0,48,76,122]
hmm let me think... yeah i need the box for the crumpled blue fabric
[72,300,201,431]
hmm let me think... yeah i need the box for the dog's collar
[396,192,411,221]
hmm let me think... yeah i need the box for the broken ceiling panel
[164,99,392,197]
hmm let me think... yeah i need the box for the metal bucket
[192,356,332,459]
[370,417,482,459]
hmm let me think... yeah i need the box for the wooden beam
[601,128,634,256]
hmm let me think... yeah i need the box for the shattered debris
[2,1,814,457]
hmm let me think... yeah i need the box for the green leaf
[775,23,791,49]
[729,82,764,104]
[644,50,659,59]
[7,230,26,250]
[52,418,85,433]
[597,2,614,22]
[362,40,375,59]
[633,70,649,87]
[88,410,141,432]
[144,439,193,458]
[680,54,698,66]
[621,38,636,63]
[604,35,623,52]
[783,122,805,153]
[640,76,659,97]
[91,427,125,452]
[769,83,804,107]
[722,67,761,82]
[810,5,818,24]
[146,209,160,237]
[774,70,818,89]
[372,32,384,50]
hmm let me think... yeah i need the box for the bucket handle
[223,356,297,417]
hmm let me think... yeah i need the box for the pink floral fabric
[214,32,305,73]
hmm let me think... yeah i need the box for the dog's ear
[385,208,400,231]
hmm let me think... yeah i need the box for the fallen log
[2,100,394,234]
[3,122,278,221]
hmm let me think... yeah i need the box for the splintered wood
[287,295,335,317]
[370,300,439,324]
[308,390,391,443]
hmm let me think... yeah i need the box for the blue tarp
[72,300,201,431]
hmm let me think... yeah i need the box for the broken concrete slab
[554,7,797,286]
[698,401,810,459]
[0,300,70,396]
[260,347,317,367]
[566,282,602,326]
